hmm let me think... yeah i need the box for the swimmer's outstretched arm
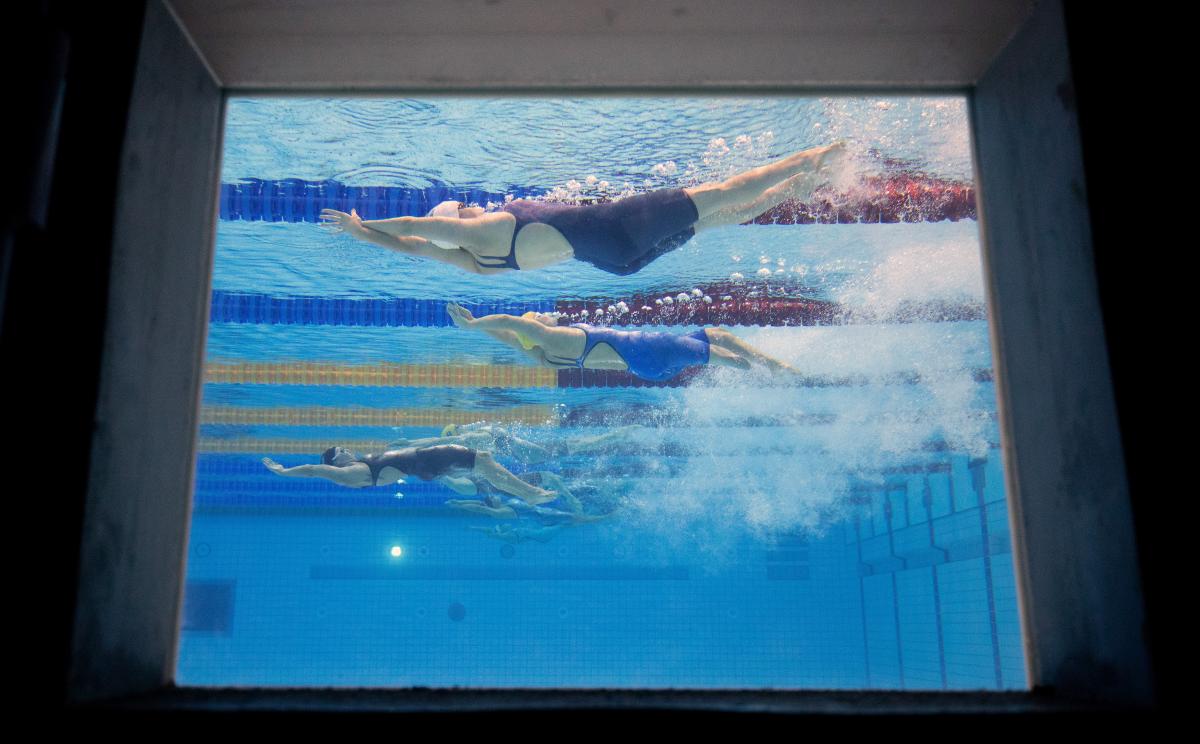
[473,451,558,505]
[446,303,552,363]
[320,209,493,275]
[447,303,545,338]
[261,457,364,487]
[438,475,479,496]
[565,424,645,454]
[446,499,517,519]
[355,210,504,247]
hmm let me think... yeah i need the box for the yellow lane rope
[199,404,556,427]
[204,361,558,388]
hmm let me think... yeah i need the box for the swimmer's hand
[320,208,367,236]
[262,457,285,474]
[446,302,477,328]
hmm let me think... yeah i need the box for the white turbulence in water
[619,319,996,560]
[835,238,986,320]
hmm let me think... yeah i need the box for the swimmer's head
[321,446,358,467]
[425,200,465,250]
[427,200,464,218]
[514,311,558,350]
[441,424,461,437]
[521,311,559,326]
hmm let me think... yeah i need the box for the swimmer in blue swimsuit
[321,142,849,276]
[262,444,557,504]
[445,303,802,381]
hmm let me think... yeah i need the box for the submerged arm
[320,209,494,274]
[262,458,363,487]
[445,303,556,362]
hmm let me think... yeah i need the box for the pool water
[178,96,1024,689]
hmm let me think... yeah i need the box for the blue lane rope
[209,291,555,327]
[219,179,540,222]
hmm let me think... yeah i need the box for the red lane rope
[751,174,976,224]
[555,283,984,327]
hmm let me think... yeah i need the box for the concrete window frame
[65,0,1151,713]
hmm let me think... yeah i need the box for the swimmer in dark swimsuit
[261,444,557,504]
[389,422,645,465]
[445,303,802,382]
[320,142,848,276]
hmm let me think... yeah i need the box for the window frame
[64,0,1151,713]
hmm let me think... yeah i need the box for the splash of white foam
[836,239,985,318]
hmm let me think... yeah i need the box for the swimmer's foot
[811,141,850,177]
[523,489,559,506]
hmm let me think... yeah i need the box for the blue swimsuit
[542,324,711,382]
[474,188,700,276]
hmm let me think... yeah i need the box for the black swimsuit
[475,189,700,276]
[359,445,476,485]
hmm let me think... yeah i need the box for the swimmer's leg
[438,475,479,496]
[693,167,834,231]
[685,142,847,225]
[706,344,752,370]
[704,327,800,374]
[472,451,558,505]
[534,471,583,513]
[447,499,517,519]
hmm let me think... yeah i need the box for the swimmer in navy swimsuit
[262,444,558,504]
[446,303,803,381]
[321,142,849,276]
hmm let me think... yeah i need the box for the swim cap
[515,312,541,349]
[441,424,457,437]
[426,200,462,250]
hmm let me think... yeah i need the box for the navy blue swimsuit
[541,324,711,382]
[360,445,476,486]
[477,188,700,276]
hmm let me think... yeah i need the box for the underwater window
[180,95,1024,690]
